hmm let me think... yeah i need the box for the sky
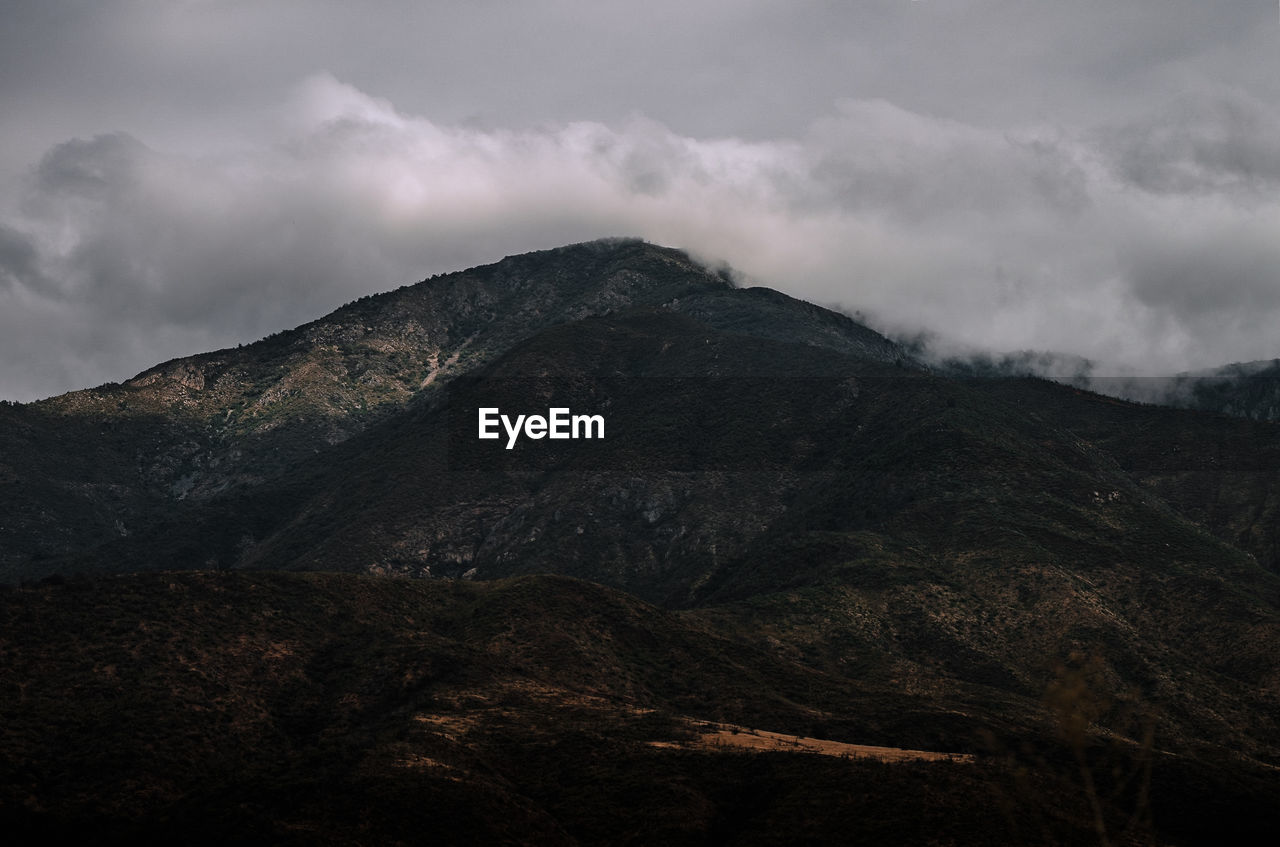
[1,0,1278,401]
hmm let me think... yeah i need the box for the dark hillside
[4,571,1275,845]
[977,377,1280,574]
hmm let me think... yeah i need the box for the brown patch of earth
[652,719,974,763]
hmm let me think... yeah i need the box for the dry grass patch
[653,718,974,763]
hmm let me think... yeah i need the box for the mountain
[0,240,741,581]
[3,239,1280,844]
[1162,359,1280,421]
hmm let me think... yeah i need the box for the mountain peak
[474,237,735,294]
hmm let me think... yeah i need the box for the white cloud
[2,73,1279,400]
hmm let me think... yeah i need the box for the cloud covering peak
[1,3,1277,400]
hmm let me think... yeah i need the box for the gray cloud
[0,224,43,295]
[1104,90,1280,195]
[1,2,1278,400]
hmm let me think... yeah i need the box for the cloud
[2,73,1279,400]
[0,224,44,295]
[1102,90,1280,195]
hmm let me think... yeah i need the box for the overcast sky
[1,1,1278,400]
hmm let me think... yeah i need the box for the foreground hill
[4,571,1275,845]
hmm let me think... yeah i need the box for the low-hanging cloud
[2,73,1279,401]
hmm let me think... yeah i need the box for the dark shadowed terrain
[3,240,1279,845]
